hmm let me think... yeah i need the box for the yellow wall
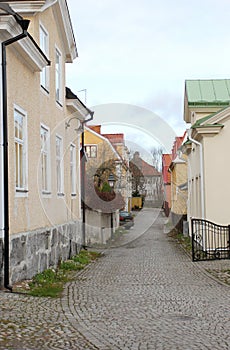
[170,161,187,216]
[7,5,81,235]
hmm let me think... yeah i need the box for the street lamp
[108,173,115,189]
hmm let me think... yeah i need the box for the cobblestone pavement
[1,208,230,349]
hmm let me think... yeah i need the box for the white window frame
[14,105,28,195]
[40,124,51,194]
[55,47,62,105]
[39,23,49,92]
[56,134,64,195]
[85,145,97,158]
[70,143,76,196]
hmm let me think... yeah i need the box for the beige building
[183,79,230,227]
[0,1,92,287]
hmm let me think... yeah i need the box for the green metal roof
[186,79,230,106]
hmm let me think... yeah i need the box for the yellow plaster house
[82,126,130,244]
[183,79,230,227]
[0,0,93,287]
[169,133,188,233]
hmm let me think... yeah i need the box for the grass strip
[13,250,101,298]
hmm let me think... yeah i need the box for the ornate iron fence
[191,218,230,261]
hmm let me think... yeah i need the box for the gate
[191,218,230,261]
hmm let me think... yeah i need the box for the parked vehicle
[119,211,134,228]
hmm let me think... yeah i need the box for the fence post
[191,219,195,261]
[228,225,230,258]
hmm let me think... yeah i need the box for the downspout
[187,130,205,220]
[81,111,94,249]
[2,27,29,291]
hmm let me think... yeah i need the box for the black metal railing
[191,218,230,261]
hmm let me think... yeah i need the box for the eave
[0,16,50,71]
[192,125,223,139]
[8,1,46,13]
[52,0,77,62]
[66,99,91,121]
[10,0,78,62]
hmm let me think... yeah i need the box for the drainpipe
[81,111,94,249]
[187,129,205,220]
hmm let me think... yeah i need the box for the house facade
[162,154,172,217]
[0,1,92,287]
[183,79,230,227]
[102,132,132,211]
[169,133,187,232]
[130,152,162,208]
[82,126,126,244]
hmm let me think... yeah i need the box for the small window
[56,135,64,194]
[85,145,97,158]
[41,125,51,193]
[14,107,27,191]
[55,48,62,104]
[40,24,49,92]
[70,144,76,195]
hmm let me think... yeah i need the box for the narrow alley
[0,209,230,350]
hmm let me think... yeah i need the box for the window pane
[14,109,25,189]
[41,126,49,192]
[40,25,49,90]
[55,49,61,102]
[56,136,62,193]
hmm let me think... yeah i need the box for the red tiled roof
[88,125,101,134]
[130,153,161,177]
[102,134,124,144]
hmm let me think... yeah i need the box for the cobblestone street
[0,209,230,349]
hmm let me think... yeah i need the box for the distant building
[162,154,172,216]
[130,152,162,208]
[169,133,187,232]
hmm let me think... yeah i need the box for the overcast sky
[66,0,230,153]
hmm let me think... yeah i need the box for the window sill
[57,193,65,197]
[15,188,28,197]
[42,191,52,197]
[40,85,50,95]
[56,100,63,108]
[16,188,28,193]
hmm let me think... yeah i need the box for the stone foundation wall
[0,221,82,287]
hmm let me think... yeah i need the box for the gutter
[187,129,205,220]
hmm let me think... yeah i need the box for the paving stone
[0,208,230,349]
